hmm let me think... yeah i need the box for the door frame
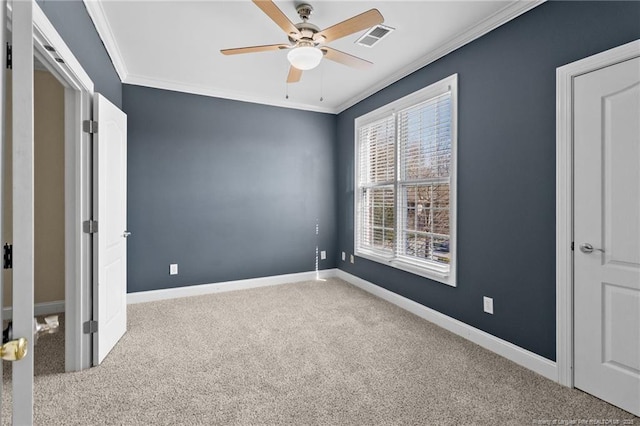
[555,39,640,387]
[0,0,6,413]
[7,0,95,371]
[8,1,35,422]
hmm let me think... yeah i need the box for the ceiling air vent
[355,25,394,48]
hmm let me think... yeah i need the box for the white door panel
[604,82,640,267]
[93,93,127,365]
[0,0,4,416]
[574,56,640,416]
[9,0,35,424]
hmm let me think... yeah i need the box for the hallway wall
[3,70,66,307]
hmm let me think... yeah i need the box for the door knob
[1,337,27,361]
[579,243,604,254]
[123,231,132,238]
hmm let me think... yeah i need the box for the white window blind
[397,93,452,267]
[354,74,457,286]
[357,116,396,255]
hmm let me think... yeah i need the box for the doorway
[556,39,640,417]
[6,41,95,374]
[1,1,114,422]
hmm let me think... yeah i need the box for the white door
[574,56,640,416]
[0,0,6,417]
[8,0,36,424]
[92,94,128,365]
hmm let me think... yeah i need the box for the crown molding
[84,0,545,115]
[83,0,128,81]
[335,0,546,113]
[124,73,337,114]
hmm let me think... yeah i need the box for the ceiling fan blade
[287,66,303,83]
[220,44,289,55]
[252,0,301,38]
[321,47,373,69]
[315,9,383,44]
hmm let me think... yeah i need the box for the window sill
[355,250,456,287]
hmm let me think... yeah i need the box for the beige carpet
[2,278,638,425]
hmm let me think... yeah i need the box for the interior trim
[126,266,558,383]
[2,300,65,319]
[123,76,336,115]
[336,269,558,382]
[555,38,640,388]
[82,0,545,114]
[334,0,545,113]
[82,0,128,81]
[126,269,337,304]
[31,0,96,372]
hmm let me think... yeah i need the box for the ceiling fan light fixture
[287,46,323,70]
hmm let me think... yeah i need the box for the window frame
[354,74,458,287]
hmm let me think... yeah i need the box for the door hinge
[571,242,574,251]
[6,43,11,70]
[3,243,12,269]
[83,321,98,334]
[83,120,98,134]
[83,220,98,234]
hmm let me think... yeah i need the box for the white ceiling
[84,0,542,114]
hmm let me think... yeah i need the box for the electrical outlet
[483,296,493,314]
[350,254,355,264]
[320,250,326,260]
[170,264,178,275]
[342,251,346,261]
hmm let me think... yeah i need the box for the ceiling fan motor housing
[289,22,321,44]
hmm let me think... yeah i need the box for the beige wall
[3,69,66,307]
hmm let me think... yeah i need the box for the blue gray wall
[36,0,640,360]
[37,0,122,107]
[336,0,640,361]
[123,85,337,293]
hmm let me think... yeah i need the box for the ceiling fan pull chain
[320,62,324,102]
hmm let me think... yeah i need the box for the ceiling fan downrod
[296,4,313,22]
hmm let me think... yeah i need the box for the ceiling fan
[221,0,384,83]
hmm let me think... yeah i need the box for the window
[355,74,457,286]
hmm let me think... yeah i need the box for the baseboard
[335,270,558,382]
[126,267,558,382]
[3,300,65,320]
[127,269,338,304]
